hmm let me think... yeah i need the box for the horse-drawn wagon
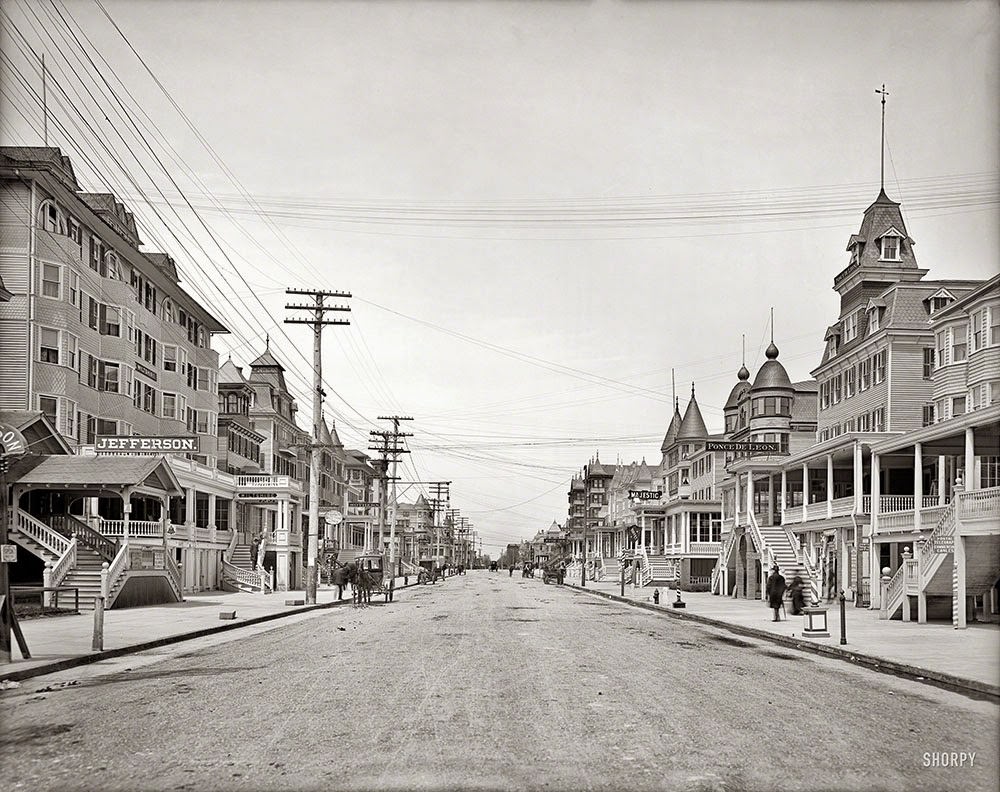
[351,551,396,604]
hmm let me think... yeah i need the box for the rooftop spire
[876,83,889,192]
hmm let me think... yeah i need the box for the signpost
[0,421,31,662]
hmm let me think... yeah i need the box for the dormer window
[842,312,858,343]
[868,309,881,334]
[931,296,950,313]
[880,235,899,261]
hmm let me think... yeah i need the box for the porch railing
[831,496,855,517]
[17,511,71,557]
[104,543,130,604]
[164,551,183,601]
[957,486,1000,521]
[45,537,77,601]
[98,518,163,538]
[783,505,803,523]
[62,515,118,563]
[688,541,721,555]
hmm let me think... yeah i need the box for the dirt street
[1,572,996,792]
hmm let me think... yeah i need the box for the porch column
[826,454,834,519]
[639,513,646,551]
[208,493,217,530]
[185,487,196,527]
[954,534,967,629]
[914,443,923,533]
[937,456,946,506]
[746,473,754,519]
[780,470,787,524]
[853,442,863,514]
[160,495,169,549]
[871,453,881,536]
[801,463,809,522]
[964,427,975,492]
[682,512,689,553]
[767,475,774,526]
[122,487,132,546]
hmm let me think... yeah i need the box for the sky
[1,0,997,556]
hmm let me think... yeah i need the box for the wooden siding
[888,341,935,431]
[0,321,29,409]
[818,373,888,434]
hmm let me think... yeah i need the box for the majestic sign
[704,440,781,453]
[0,422,28,456]
[628,490,662,501]
[95,436,201,454]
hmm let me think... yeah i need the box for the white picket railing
[99,519,163,537]
[882,563,906,619]
[49,537,77,588]
[957,486,1000,521]
[688,541,721,555]
[165,551,183,600]
[236,474,292,488]
[15,510,70,556]
[222,558,265,592]
[104,544,130,604]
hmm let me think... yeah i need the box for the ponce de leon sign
[95,436,201,454]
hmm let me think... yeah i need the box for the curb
[562,582,1000,703]
[1,578,427,684]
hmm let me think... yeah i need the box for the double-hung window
[163,345,177,372]
[64,333,78,371]
[98,361,120,393]
[99,304,121,337]
[39,327,60,364]
[991,307,1000,346]
[163,393,177,420]
[873,350,886,384]
[38,395,58,427]
[41,263,61,298]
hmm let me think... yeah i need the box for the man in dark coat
[789,572,806,615]
[765,565,787,622]
[332,563,348,600]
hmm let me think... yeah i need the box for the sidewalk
[0,577,414,681]
[563,577,1000,695]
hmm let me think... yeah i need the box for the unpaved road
[1,572,997,791]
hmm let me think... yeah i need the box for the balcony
[235,474,303,498]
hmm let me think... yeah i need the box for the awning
[10,454,182,496]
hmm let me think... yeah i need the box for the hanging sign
[0,422,28,456]
[628,490,662,500]
[705,441,781,453]
[95,436,201,454]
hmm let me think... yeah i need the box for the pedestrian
[250,533,261,568]
[509,564,514,577]
[332,563,348,601]
[766,565,787,622]
[789,571,806,615]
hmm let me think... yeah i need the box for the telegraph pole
[378,415,412,575]
[428,482,450,570]
[284,288,351,604]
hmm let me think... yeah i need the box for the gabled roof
[11,454,182,494]
[0,410,72,456]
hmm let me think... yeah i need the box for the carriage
[353,551,396,603]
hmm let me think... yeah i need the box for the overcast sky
[2,0,997,555]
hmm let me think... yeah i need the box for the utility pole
[428,482,450,569]
[445,508,460,568]
[378,415,412,576]
[284,288,351,604]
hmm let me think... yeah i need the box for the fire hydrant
[652,588,660,605]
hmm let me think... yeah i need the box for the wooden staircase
[60,546,106,610]
[597,557,620,582]
[645,555,677,584]
[230,544,253,569]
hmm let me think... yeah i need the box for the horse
[350,564,374,606]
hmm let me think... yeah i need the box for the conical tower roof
[660,402,683,453]
[676,384,708,441]
[248,340,289,394]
